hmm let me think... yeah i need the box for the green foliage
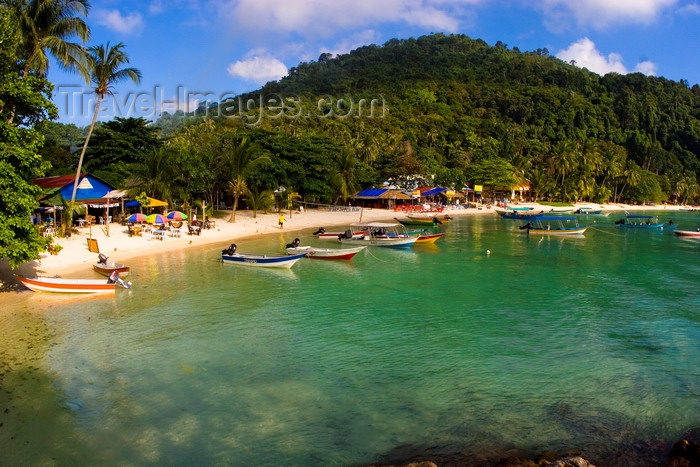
[0,8,52,267]
[81,117,161,186]
[154,33,698,205]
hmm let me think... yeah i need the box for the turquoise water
[2,211,700,465]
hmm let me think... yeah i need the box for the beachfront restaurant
[353,188,414,209]
[32,173,117,227]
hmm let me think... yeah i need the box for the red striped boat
[17,276,117,293]
[674,230,700,237]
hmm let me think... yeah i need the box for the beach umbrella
[165,211,188,220]
[146,213,167,224]
[126,213,147,223]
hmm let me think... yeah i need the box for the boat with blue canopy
[614,215,665,230]
[519,216,588,235]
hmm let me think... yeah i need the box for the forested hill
[162,33,699,204]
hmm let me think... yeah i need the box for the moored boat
[16,274,131,293]
[285,244,366,260]
[519,216,587,235]
[312,227,366,240]
[221,244,306,268]
[413,232,446,244]
[614,215,665,229]
[92,254,130,278]
[395,216,443,226]
[674,229,700,237]
[337,222,418,248]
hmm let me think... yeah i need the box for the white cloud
[677,2,700,14]
[539,0,677,29]
[227,52,288,83]
[556,37,657,76]
[634,60,657,75]
[94,9,144,35]
[224,0,480,37]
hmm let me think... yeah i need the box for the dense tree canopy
[0,7,53,267]
[46,33,700,207]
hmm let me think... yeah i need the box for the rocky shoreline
[360,428,700,466]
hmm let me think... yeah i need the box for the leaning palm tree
[15,0,90,78]
[71,42,141,203]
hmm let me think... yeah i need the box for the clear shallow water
[2,211,700,465]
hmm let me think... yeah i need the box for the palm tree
[330,150,359,203]
[71,42,141,203]
[127,147,179,205]
[16,0,90,78]
[224,138,269,222]
[244,189,274,218]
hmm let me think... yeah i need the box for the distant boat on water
[519,216,587,235]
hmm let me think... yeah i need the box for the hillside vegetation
[47,33,700,205]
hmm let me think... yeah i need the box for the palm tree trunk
[71,95,102,203]
[228,195,239,223]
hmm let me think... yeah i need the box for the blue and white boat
[519,216,588,235]
[337,222,418,248]
[614,215,665,230]
[221,244,306,268]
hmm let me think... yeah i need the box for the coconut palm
[330,149,359,203]
[224,137,269,222]
[15,0,90,78]
[244,189,274,218]
[71,42,141,203]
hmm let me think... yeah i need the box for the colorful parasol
[126,213,147,223]
[165,211,188,220]
[146,213,167,224]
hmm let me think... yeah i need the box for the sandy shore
[0,202,692,292]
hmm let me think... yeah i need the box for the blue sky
[49,0,700,127]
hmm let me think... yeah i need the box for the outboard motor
[108,271,131,289]
[312,227,326,236]
[338,229,354,240]
[108,270,118,284]
[444,214,452,220]
[97,253,108,264]
[285,238,301,248]
[433,217,442,224]
[222,243,237,255]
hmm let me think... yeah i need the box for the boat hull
[285,246,366,259]
[675,230,700,237]
[396,218,438,226]
[528,227,588,235]
[414,233,446,244]
[93,263,130,278]
[619,223,665,229]
[340,236,417,248]
[17,276,117,293]
[222,252,306,268]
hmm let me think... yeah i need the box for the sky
[47,0,700,127]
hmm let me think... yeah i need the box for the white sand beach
[0,202,691,292]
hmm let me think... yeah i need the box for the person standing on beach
[279,214,286,229]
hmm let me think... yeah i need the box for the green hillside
[55,33,700,205]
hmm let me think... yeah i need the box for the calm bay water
[2,211,700,466]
